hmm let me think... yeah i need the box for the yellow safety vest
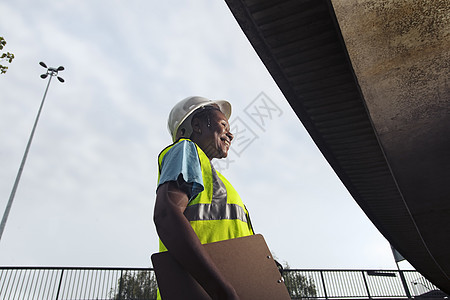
[157,138,254,252]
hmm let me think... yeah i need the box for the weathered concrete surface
[331,0,450,290]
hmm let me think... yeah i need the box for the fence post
[55,269,64,300]
[362,271,371,299]
[118,270,123,300]
[399,270,412,299]
[320,271,328,300]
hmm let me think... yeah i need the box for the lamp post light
[0,62,65,242]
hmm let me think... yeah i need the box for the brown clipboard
[151,234,291,300]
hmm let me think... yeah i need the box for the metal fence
[283,269,442,299]
[0,267,156,300]
[0,267,443,300]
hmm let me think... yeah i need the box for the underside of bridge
[225,0,450,293]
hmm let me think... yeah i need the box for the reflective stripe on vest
[157,139,253,251]
[184,203,249,222]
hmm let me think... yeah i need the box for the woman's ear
[191,117,202,134]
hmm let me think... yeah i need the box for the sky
[0,0,413,270]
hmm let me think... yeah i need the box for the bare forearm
[154,183,238,299]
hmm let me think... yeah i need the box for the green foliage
[0,36,15,75]
[111,270,158,300]
[283,270,318,299]
[278,259,317,299]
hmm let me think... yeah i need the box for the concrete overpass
[225,0,450,293]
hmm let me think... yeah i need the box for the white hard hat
[168,96,232,142]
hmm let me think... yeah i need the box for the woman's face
[194,109,234,160]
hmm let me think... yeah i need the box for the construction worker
[154,96,254,299]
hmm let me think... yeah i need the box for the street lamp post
[0,62,65,242]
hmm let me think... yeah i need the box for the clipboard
[151,234,291,300]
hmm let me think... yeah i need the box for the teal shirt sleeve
[158,140,204,201]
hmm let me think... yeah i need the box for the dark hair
[191,105,221,128]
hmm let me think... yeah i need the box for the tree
[278,260,318,300]
[271,253,318,299]
[283,269,318,299]
[1,37,15,75]
[110,270,158,300]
